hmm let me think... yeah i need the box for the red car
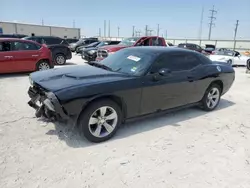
[0,38,53,74]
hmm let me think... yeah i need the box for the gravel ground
[0,54,250,188]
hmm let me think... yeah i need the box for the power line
[208,5,217,40]
[233,20,239,50]
[198,6,204,39]
[135,30,141,37]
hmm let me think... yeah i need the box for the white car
[209,50,250,66]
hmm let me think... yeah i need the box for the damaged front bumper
[27,86,69,120]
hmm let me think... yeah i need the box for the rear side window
[152,37,164,46]
[151,53,201,73]
[12,41,40,51]
[0,41,11,52]
[110,41,120,45]
[43,37,62,45]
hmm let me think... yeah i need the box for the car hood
[83,47,97,52]
[209,55,231,61]
[30,65,130,92]
[100,44,129,52]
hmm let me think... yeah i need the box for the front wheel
[55,54,66,65]
[78,99,122,143]
[201,84,221,111]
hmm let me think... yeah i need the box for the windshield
[214,50,234,56]
[96,41,109,47]
[98,49,157,76]
[87,42,99,47]
[118,37,140,46]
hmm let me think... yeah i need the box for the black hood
[30,65,130,92]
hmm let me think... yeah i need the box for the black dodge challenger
[28,47,235,142]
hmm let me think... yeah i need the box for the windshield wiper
[88,62,113,71]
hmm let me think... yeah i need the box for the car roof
[24,36,63,39]
[124,46,197,54]
[0,38,42,44]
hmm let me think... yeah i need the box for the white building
[0,21,81,39]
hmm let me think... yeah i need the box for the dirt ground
[0,55,250,188]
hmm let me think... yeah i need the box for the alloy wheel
[206,88,220,109]
[88,106,118,138]
[38,62,50,71]
[56,55,65,65]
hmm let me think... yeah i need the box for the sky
[1,0,250,40]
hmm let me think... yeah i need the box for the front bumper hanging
[27,87,69,120]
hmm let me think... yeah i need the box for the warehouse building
[0,21,81,39]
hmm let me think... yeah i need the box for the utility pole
[165,30,167,38]
[73,20,75,28]
[104,20,106,38]
[42,19,44,26]
[145,25,148,36]
[108,20,110,37]
[132,26,135,37]
[233,20,239,50]
[99,28,101,37]
[148,29,153,36]
[157,24,160,36]
[117,26,120,37]
[198,6,204,39]
[208,5,217,40]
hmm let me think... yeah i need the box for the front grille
[97,49,108,58]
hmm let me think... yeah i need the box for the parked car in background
[23,36,72,65]
[75,41,100,54]
[65,38,79,44]
[96,36,168,61]
[0,34,28,38]
[0,38,53,73]
[178,43,204,53]
[204,44,216,54]
[82,40,121,62]
[69,37,99,52]
[27,47,235,142]
[209,50,250,66]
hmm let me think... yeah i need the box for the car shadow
[45,98,235,148]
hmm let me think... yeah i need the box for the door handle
[32,55,38,57]
[4,56,13,58]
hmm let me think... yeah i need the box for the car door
[10,41,41,72]
[233,51,246,66]
[0,41,17,73]
[140,52,199,114]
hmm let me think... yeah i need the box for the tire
[247,59,250,70]
[78,99,122,143]
[55,54,66,65]
[201,84,221,111]
[36,60,51,71]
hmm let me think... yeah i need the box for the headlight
[108,52,115,55]
[88,50,95,54]
[29,76,34,86]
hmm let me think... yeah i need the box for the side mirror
[158,68,171,76]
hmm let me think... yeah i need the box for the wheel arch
[209,80,224,93]
[76,94,127,127]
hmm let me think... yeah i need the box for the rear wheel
[55,54,66,65]
[36,60,50,71]
[78,99,122,143]
[247,59,250,70]
[201,84,221,111]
